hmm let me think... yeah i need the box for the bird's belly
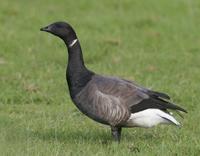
[72,100,109,125]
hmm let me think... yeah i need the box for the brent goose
[40,22,187,142]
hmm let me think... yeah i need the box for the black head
[40,21,77,42]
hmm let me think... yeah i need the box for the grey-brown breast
[73,74,148,126]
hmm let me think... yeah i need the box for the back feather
[147,90,170,100]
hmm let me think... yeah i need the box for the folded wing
[93,75,187,114]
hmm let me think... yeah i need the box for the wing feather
[93,75,187,113]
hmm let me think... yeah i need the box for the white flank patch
[69,39,78,47]
[125,109,180,128]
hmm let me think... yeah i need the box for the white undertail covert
[125,109,180,128]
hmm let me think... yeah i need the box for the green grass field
[0,0,200,155]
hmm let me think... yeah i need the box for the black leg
[111,126,122,143]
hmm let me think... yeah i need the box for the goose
[40,21,187,142]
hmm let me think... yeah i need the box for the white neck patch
[69,39,78,47]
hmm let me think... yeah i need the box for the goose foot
[111,126,122,143]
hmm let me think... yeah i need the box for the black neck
[63,38,94,98]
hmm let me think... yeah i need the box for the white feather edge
[125,108,180,128]
[69,39,78,47]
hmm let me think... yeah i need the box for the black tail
[131,97,187,113]
[154,98,187,113]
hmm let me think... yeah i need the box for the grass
[0,0,200,155]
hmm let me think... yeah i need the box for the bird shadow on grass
[31,128,112,145]
[30,128,156,145]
